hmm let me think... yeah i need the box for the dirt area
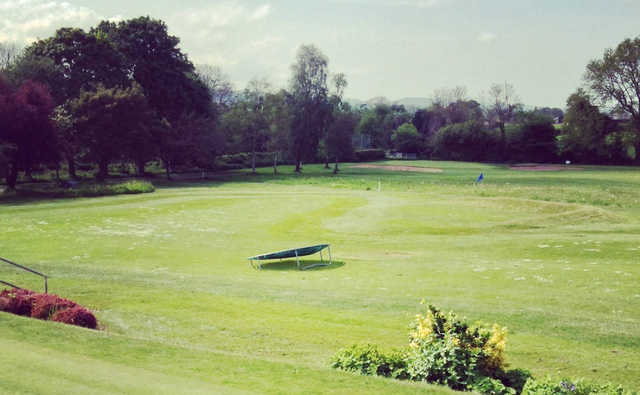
[509,164,584,171]
[350,164,443,173]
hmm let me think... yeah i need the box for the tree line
[1,17,640,189]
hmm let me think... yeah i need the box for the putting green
[1,161,638,393]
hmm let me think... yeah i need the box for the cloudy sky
[1,0,639,108]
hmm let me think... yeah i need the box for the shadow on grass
[257,260,345,272]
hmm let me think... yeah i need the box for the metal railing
[0,256,48,293]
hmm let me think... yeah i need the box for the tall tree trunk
[97,159,109,180]
[162,158,172,180]
[273,152,278,174]
[325,154,330,169]
[499,123,507,161]
[294,151,301,172]
[25,166,33,182]
[333,156,339,174]
[6,161,18,189]
[67,155,77,180]
[136,159,145,177]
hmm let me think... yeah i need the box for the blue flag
[476,173,484,183]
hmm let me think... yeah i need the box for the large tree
[488,82,520,159]
[264,89,292,174]
[585,36,640,137]
[25,27,128,103]
[288,44,332,172]
[93,17,211,121]
[559,89,621,163]
[69,83,152,180]
[0,78,57,188]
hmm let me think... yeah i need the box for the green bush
[522,377,632,395]
[508,114,558,163]
[11,180,154,199]
[354,149,386,162]
[497,369,533,394]
[330,344,408,380]
[432,121,501,162]
[331,304,633,395]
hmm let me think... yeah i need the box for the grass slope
[1,160,638,393]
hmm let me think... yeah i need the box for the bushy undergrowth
[331,303,633,395]
[521,377,634,395]
[354,149,386,162]
[0,288,97,329]
[10,179,154,198]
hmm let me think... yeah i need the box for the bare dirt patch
[509,164,584,171]
[351,164,443,173]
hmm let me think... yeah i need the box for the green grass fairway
[1,160,639,393]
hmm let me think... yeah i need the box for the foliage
[433,121,501,162]
[354,149,386,162]
[11,180,154,199]
[508,113,558,163]
[1,287,98,329]
[356,104,411,149]
[288,44,332,171]
[69,83,153,179]
[559,89,635,164]
[407,304,508,390]
[93,16,211,121]
[585,36,640,134]
[0,78,57,188]
[31,293,78,320]
[330,344,408,379]
[521,377,633,395]
[392,123,423,154]
[24,27,127,103]
[51,306,98,329]
[0,288,36,316]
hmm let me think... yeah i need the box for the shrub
[331,344,408,379]
[408,305,508,384]
[432,121,501,162]
[31,293,77,320]
[1,288,98,329]
[497,368,533,394]
[392,123,424,154]
[521,377,631,395]
[51,306,98,329]
[354,149,386,162]
[0,288,36,316]
[508,114,558,163]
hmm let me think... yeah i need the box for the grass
[1,160,639,393]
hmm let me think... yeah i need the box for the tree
[509,113,558,163]
[0,42,21,72]
[69,83,152,180]
[93,17,211,121]
[0,79,57,188]
[488,82,520,159]
[264,90,292,174]
[157,114,221,180]
[51,105,80,179]
[559,89,623,163]
[196,64,235,108]
[392,123,423,154]
[25,27,128,103]
[585,36,640,141]
[243,78,271,173]
[289,44,332,172]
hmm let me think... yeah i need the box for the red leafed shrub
[0,288,36,316]
[51,306,97,329]
[31,293,77,320]
[1,288,98,330]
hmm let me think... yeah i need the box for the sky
[1,0,639,108]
